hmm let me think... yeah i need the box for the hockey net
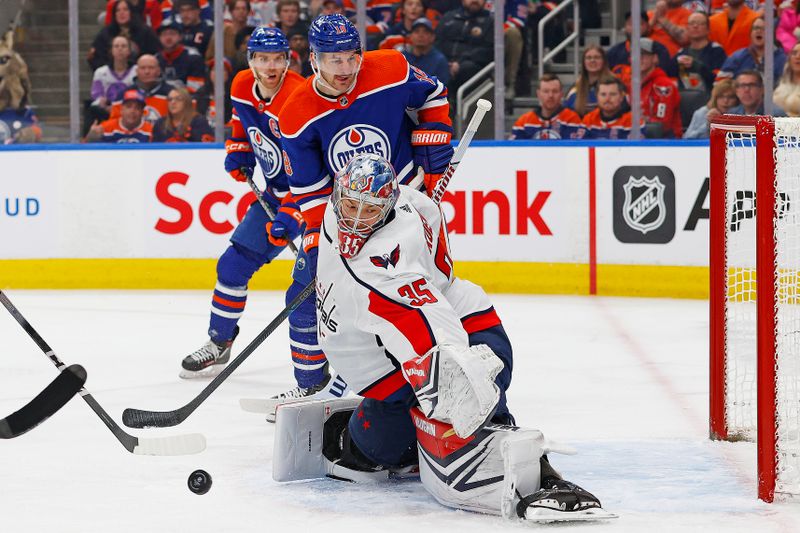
[710,115,800,502]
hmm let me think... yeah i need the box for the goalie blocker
[273,398,613,521]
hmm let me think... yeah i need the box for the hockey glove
[266,200,304,247]
[224,139,256,182]
[402,343,503,438]
[411,122,454,196]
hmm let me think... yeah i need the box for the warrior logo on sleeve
[327,124,391,174]
[247,126,282,179]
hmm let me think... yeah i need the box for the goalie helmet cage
[709,114,800,503]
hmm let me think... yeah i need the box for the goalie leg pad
[410,408,544,516]
[272,397,362,482]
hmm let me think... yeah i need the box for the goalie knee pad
[346,397,418,469]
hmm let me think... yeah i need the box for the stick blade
[0,364,87,439]
[133,433,207,456]
[122,407,183,429]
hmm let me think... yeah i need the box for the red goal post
[709,114,800,503]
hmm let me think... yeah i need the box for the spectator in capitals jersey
[86,88,153,143]
[582,76,644,140]
[402,18,449,84]
[616,38,682,138]
[564,45,613,117]
[108,54,176,125]
[675,11,727,94]
[152,86,215,142]
[177,0,214,56]
[156,17,207,93]
[709,0,760,56]
[648,0,691,57]
[88,0,161,71]
[683,79,738,138]
[607,11,677,78]
[510,73,582,140]
[716,17,787,83]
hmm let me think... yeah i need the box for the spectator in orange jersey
[648,0,691,56]
[153,86,214,142]
[510,73,582,139]
[709,0,760,55]
[109,54,176,125]
[582,76,644,140]
[86,89,154,143]
[617,39,682,138]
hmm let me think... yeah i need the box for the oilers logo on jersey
[327,124,391,174]
[247,126,282,179]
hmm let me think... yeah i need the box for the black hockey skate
[179,329,237,379]
[517,477,616,522]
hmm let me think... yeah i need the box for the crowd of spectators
[8,0,798,144]
[512,0,800,140]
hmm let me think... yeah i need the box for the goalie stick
[0,364,86,439]
[121,100,492,429]
[0,290,206,455]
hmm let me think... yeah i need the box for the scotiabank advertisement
[0,144,710,266]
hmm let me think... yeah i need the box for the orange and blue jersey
[581,107,644,140]
[510,107,583,140]
[229,68,306,201]
[97,117,153,143]
[279,49,450,230]
[161,0,212,23]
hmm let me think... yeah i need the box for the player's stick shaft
[243,170,300,255]
[431,99,492,205]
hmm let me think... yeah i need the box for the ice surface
[2,291,799,532]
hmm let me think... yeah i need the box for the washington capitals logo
[370,244,400,269]
[655,85,673,97]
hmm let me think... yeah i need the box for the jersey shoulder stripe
[279,50,410,137]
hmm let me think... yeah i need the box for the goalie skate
[518,478,617,523]
[179,337,233,379]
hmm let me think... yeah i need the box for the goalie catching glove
[411,123,453,197]
[402,343,503,438]
[224,139,256,182]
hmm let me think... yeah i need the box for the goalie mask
[332,154,400,259]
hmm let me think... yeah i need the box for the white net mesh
[724,130,758,441]
[774,119,800,495]
[724,119,800,497]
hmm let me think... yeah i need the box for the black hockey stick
[0,364,86,439]
[122,279,316,428]
[0,290,206,455]
[121,100,491,429]
[244,171,300,255]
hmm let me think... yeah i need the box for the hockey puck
[188,469,212,495]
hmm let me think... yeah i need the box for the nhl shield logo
[612,166,676,244]
[622,176,666,234]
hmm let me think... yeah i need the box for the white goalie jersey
[316,186,499,400]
